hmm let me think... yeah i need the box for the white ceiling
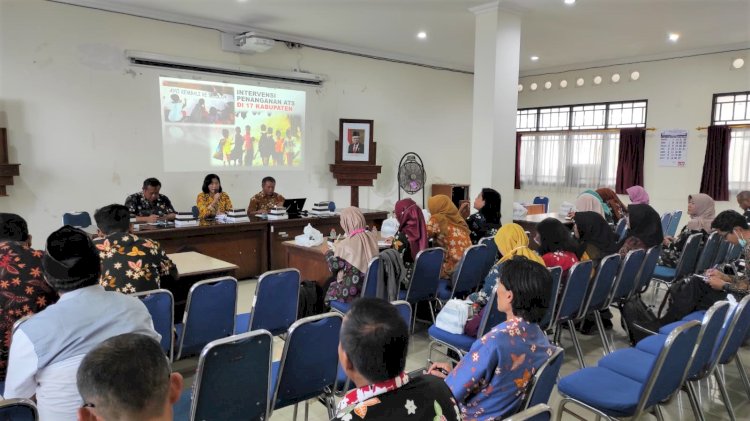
[56,0,750,74]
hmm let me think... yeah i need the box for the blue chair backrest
[479,236,499,277]
[250,269,300,336]
[634,246,660,295]
[522,347,565,410]
[725,243,742,262]
[674,233,703,279]
[641,321,701,409]
[666,210,682,237]
[478,289,507,337]
[391,300,412,330]
[555,260,593,322]
[660,213,672,236]
[713,240,730,266]
[610,249,646,302]
[615,218,628,238]
[62,211,91,228]
[539,266,563,331]
[178,277,237,359]
[362,256,381,298]
[716,295,750,365]
[533,196,550,213]
[685,301,730,380]
[0,399,38,421]
[450,244,487,299]
[695,232,721,273]
[133,289,174,361]
[581,254,621,315]
[190,330,273,421]
[272,313,343,410]
[405,247,444,302]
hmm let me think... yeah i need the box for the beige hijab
[334,207,379,274]
[686,193,715,232]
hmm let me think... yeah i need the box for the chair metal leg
[293,402,299,421]
[593,310,612,354]
[304,399,309,421]
[735,357,750,399]
[653,404,665,421]
[685,382,705,421]
[567,320,586,368]
[714,369,737,421]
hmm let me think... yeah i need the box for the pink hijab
[334,207,378,274]
[626,185,650,205]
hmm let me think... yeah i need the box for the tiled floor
[173,279,750,421]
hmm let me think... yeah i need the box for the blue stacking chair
[428,288,505,362]
[514,347,564,420]
[176,277,237,360]
[62,211,92,228]
[551,260,593,368]
[724,242,743,263]
[504,404,552,421]
[132,289,174,361]
[666,210,682,237]
[174,330,273,421]
[605,249,645,350]
[632,246,660,297]
[392,300,413,331]
[329,256,380,314]
[437,244,486,303]
[630,301,730,421]
[270,312,342,420]
[652,233,702,315]
[479,236,499,278]
[539,266,563,332]
[235,269,300,335]
[614,218,628,240]
[556,320,701,421]
[0,399,38,421]
[711,295,750,420]
[399,247,444,327]
[578,254,621,354]
[713,240,730,265]
[659,212,672,236]
[694,231,721,273]
[533,196,550,213]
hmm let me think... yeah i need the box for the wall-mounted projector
[235,32,276,53]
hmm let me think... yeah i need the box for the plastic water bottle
[329,229,336,241]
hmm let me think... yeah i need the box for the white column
[469,1,522,225]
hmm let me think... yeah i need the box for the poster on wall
[658,129,688,167]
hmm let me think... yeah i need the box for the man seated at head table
[0,213,59,385]
[77,333,183,421]
[125,177,177,223]
[333,298,460,421]
[4,226,159,420]
[94,204,178,294]
[247,176,285,216]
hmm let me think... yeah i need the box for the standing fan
[397,152,426,206]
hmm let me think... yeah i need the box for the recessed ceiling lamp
[417,31,427,40]
[518,84,524,92]
[564,0,576,4]
[576,78,585,87]
[530,56,539,61]
[560,80,568,88]
[611,73,621,83]
[530,83,538,91]
[732,58,745,69]
[668,32,680,42]
[630,71,640,81]
[593,76,602,85]
[544,81,552,89]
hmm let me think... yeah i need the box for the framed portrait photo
[339,119,374,163]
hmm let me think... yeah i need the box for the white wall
[517,50,750,226]
[0,0,473,242]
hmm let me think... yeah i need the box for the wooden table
[282,242,330,288]
[523,204,546,215]
[513,212,574,250]
[165,251,239,317]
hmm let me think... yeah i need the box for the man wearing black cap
[4,226,159,420]
[0,213,59,384]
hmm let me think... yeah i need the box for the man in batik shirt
[333,298,460,421]
[0,213,58,381]
[125,177,176,223]
[93,204,177,294]
[247,176,285,216]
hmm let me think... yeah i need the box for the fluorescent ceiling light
[417,31,427,40]
[668,33,680,42]
[530,56,539,61]
[564,0,576,5]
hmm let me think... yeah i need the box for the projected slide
[159,77,305,172]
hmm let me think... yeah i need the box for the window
[713,92,750,193]
[517,100,647,190]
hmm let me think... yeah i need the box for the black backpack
[298,280,326,318]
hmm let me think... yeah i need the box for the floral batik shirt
[124,191,176,217]
[324,250,365,305]
[334,372,461,421]
[93,232,176,294]
[446,317,555,421]
[247,191,285,213]
[426,218,472,279]
[0,241,58,380]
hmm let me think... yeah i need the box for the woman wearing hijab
[575,190,613,223]
[618,204,664,257]
[463,188,502,244]
[596,187,627,223]
[659,193,716,267]
[323,207,379,305]
[573,211,620,269]
[426,195,472,280]
[626,185,650,205]
[391,198,428,275]
[536,218,584,272]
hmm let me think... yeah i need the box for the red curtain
[514,132,522,189]
[699,125,731,201]
[615,128,646,194]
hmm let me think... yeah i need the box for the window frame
[711,91,750,126]
[517,99,648,132]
